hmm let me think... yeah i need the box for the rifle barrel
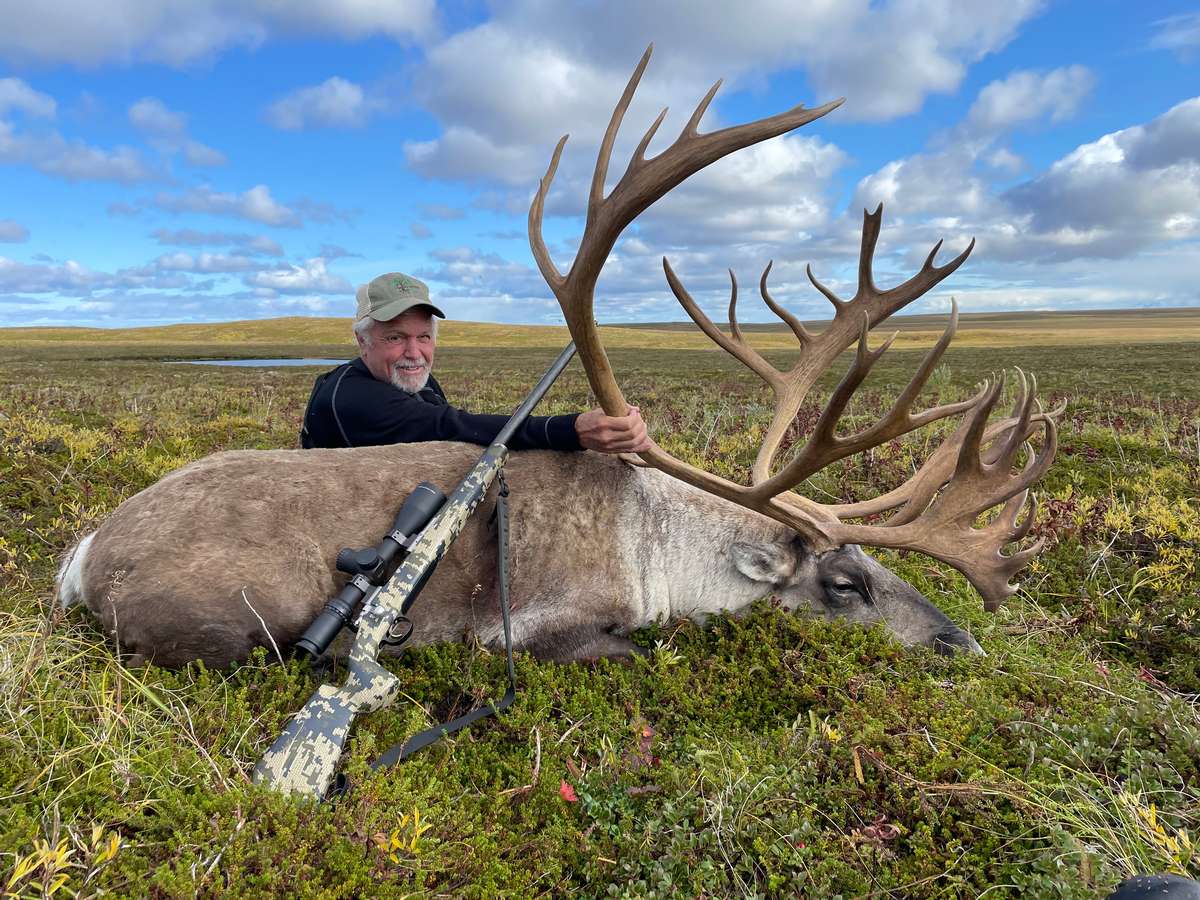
[493,343,577,447]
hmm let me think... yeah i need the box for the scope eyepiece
[293,581,361,658]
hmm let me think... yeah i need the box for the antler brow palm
[528,44,1061,611]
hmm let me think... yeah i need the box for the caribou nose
[933,628,986,657]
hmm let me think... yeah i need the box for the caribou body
[56,441,981,669]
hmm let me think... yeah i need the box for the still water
[166,358,349,367]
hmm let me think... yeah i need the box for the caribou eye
[823,576,870,606]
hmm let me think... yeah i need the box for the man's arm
[305,362,651,454]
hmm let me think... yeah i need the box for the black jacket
[300,358,583,451]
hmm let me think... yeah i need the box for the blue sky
[0,0,1197,328]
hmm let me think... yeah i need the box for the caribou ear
[730,541,795,584]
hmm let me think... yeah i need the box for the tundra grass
[0,334,1198,898]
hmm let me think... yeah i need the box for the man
[301,272,651,454]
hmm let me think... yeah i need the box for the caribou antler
[528,44,1061,610]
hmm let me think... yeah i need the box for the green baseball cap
[355,272,446,323]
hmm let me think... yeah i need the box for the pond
[165,358,350,367]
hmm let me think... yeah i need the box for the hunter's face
[359,310,436,393]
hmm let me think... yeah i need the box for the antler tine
[806,263,846,313]
[869,230,975,325]
[528,134,570,290]
[747,302,977,499]
[821,205,977,328]
[828,393,1054,525]
[633,107,670,167]
[728,268,744,343]
[761,261,815,345]
[955,374,1006,481]
[588,44,655,226]
[663,257,781,388]
[858,203,884,296]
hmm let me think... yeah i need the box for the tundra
[56,45,1057,670]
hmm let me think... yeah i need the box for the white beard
[389,361,431,394]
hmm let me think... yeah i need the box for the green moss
[1,341,1198,896]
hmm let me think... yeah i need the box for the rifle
[253,342,577,799]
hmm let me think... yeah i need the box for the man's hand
[575,405,652,454]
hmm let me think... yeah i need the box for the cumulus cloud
[0,288,354,327]
[0,0,437,67]
[410,222,433,239]
[0,255,190,295]
[153,251,266,273]
[1,117,157,183]
[405,0,1046,195]
[128,96,185,134]
[150,184,303,226]
[265,77,384,130]
[0,220,29,242]
[834,90,1200,309]
[966,66,1094,133]
[245,257,351,293]
[128,96,226,165]
[1,79,159,182]
[1002,97,1200,258]
[151,228,283,255]
[0,78,56,118]
[400,0,1050,295]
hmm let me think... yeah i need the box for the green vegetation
[1,314,1198,897]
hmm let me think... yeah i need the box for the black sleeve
[309,365,582,451]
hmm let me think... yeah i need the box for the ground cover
[5,306,1199,360]
[1,322,1197,898]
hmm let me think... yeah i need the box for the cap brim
[364,297,446,322]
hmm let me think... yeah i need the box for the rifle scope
[293,481,446,659]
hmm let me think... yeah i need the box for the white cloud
[966,66,1094,134]
[154,252,266,273]
[1150,13,1200,60]
[0,220,29,242]
[0,255,189,294]
[0,0,437,67]
[128,96,185,134]
[0,78,56,118]
[999,97,1200,258]
[265,77,383,130]
[245,257,350,293]
[34,140,153,182]
[128,96,226,166]
[0,115,157,183]
[151,184,302,226]
[405,0,1047,194]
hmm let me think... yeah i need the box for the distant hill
[3,308,1199,353]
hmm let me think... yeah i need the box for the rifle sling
[336,471,518,792]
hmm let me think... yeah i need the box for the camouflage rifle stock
[253,343,577,799]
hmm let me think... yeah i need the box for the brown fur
[64,441,980,668]
[72,443,637,667]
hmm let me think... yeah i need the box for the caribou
[55,46,1058,670]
